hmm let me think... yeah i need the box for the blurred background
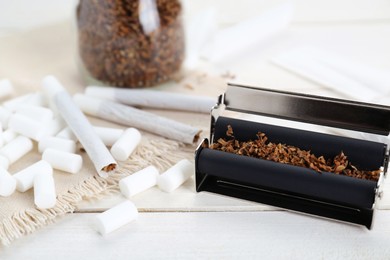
[1,0,390,103]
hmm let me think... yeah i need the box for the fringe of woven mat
[0,139,193,246]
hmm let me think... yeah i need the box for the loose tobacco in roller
[210,125,380,181]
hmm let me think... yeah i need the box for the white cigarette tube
[0,136,33,165]
[0,155,9,170]
[0,106,12,128]
[2,129,18,144]
[56,127,78,142]
[74,95,201,144]
[93,126,123,146]
[38,136,77,153]
[14,105,53,122]
[94,200,138,235]
[0,168,16,197]
[42,148,83,174]
[8,113,46,141]
[0,79,14,100]
[86,86,216,114]
[119,166,159,198]
[47,77,116,178]
[157,159,194,192]
[13,160,53,192]
[110,128,141,161]
[34,171,56,209]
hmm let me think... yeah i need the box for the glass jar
[76,0,185,88]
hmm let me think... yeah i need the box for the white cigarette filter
[8,113,46,141]
[110,128,141,161]
[43,117,66,137]
[0,155,9,170]
[94,200,138,235]
[34,171,56,209]
[13,160,53,192]
[93,126,124,146]
[48,76,117,178]
[0,106,12,128]
[0,122,3,148]
[119,166,159,198]
[0,79,14,100]
[0,168,16,197]
[14,105,53,122]
[38,136,77,154]
[157,159,194,192]
[56,127,78,142]
[3,92,46,112]
[42,148,83,174]
[85,86,216,114]
[42,75,65,115]
[74,94,201,144]
[0,136,33,165]
[2,129,18,144]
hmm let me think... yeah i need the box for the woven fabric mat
[0,21,227,246]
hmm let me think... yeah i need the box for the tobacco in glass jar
[76,0,185,88]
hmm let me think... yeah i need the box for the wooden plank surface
[1,211,390,259]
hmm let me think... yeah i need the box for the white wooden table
[1,1,390,259]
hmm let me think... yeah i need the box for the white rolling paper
[85,86,216,114]
[34,171,56,209]
[119,165,159,198]
[0,167,16,197]
[94,200,138,235]
[157,159,194,192]
[56,127,78,142]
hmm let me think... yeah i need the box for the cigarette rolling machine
[195,84,390,228]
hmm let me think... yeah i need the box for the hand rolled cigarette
[44,76,117,178]
[94,200,138,235]
[0,167,16,197]
[157,159,194,192]
[73,94,201,144]
[85,86,216,114]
